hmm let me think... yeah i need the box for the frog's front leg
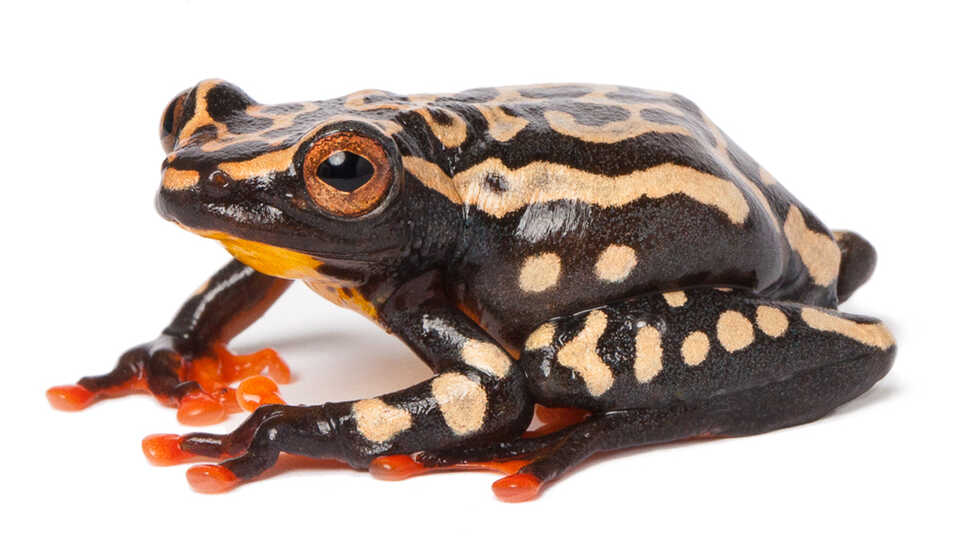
[155,271,535,492]
[47,259,292,425]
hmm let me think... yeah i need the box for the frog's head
[155,80,417,282]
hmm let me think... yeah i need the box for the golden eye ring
[302,132,394,217]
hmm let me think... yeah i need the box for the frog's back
[343,84,842,348]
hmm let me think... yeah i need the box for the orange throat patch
[181,226,379,321]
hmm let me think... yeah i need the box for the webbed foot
[47,336,290,425]
[369,405,589,502]
[143,404,340,493]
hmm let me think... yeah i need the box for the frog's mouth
[180,225,326,281]
[156,185,403,265]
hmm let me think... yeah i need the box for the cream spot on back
[525,322,556,351]
[682,331,711,366]
[557,311,614,396]
[756,306,789,338]
[352,399,413,443]
[662,291,687,307]
[461,340,512,379]
[415,107,468,148]
[543,106,690,143]
[784,205,842,286]
[800,308,895,350]
[519,252,562,292]
[634,325,663,383]
[595,245,638,282]
[476,105,529,142]
[717,310,755,352]
[431,373,488,436]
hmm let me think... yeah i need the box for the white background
[4,1,957,538]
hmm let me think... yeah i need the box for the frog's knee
[833,230,877,303]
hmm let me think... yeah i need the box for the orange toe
[46,385,96,411]
[235,376,286,412]
[177,393,226,426]
[369,455,425,481]
[258,349,291,384]
[492,473,542,503]
[142,434,194,466]
[186,464,239,494]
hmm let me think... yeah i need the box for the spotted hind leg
[407,340,893,501]
[376,289,896,501]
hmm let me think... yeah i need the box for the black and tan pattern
[52,80,894,501]
[520,288,893,412]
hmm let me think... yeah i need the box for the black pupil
[316,152,374,192]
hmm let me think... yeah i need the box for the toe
[186,464,239,494]
[492,473,542,502]
[177,393,226,426]
[235,376,286,412]
[46,384,96,411]
[142,434,196,466]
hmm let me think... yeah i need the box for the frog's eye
[303,132,393,217]
[316,151,374,192]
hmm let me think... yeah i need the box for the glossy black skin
[69,80,894,493]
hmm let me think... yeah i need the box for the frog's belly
[454,195,792,351]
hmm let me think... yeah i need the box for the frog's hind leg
[834,230,877,303]
[402,289,896,501]
[453,349,891,502]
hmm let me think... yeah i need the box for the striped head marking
[155,80,423,320]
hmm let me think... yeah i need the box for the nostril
[209,170,230,187]
[202,170,233,199]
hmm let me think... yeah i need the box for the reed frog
[48,81,895,501]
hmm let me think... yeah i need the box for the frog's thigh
[519,288,895,415]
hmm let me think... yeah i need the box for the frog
[47,80,895,502]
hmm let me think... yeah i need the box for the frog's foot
[367,405,588,501]
[143,404,337,493]
[143,403,291,467]
[47,337,290,426]
[369,426,570,502]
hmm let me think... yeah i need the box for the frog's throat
[191,229,325,281]
[179,226,380,321]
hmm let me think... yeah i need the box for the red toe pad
[186,464,239,494]
[235,375,286,412]
[177,393,226,426]
[46,385,96,411]
[492,473,542,502]
[142,434,195,466]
